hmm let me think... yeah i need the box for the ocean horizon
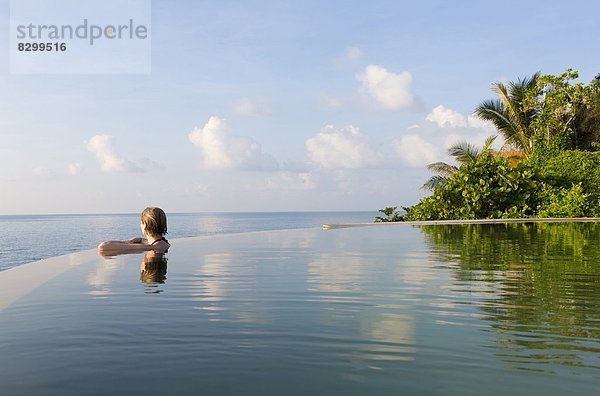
[0,211,378,271]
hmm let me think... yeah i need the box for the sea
[0,211,377,271]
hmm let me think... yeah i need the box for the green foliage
[536,184,590,218]
[532,150,600,193]
[407,156,538,220]
[530,149,600,217]
[374,206,405,222]
[402,150,600,221]
[524,69,598,151]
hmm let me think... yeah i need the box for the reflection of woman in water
[140,251,168,284]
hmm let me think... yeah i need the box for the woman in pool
[98,207,170,254]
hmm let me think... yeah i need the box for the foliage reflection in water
[419,222,600,373]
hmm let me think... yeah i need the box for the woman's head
[140,207,168,237]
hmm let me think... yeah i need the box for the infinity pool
[1,223,599,395]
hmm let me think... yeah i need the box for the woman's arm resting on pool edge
[98,241,154,252]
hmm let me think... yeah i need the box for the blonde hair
[140,207,168,236]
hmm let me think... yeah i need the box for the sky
[0,0,599,214]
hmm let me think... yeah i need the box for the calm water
[1,222,599,395]
[0,211,376,271]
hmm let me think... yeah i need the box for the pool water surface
[0,223,599,395]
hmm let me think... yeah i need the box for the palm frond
[448,141,481,164]
[426,162,459,177]
[507,72,540,103]
[421,175,448,191]
[482,135,498,154]
[474,99,517,141]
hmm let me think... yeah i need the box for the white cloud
[394,134,438,167]
[345,46,363,62]
[188,116,279,171]
[68,163,81,176]
[232,97,272,117]
[356,65,418,111]
[305,125,383,169]
[426,105,467,128]
[266,171,316,190]
[442,132,466,148]
[431,108,502,149]
[87,135,138,172]
[87,135,162,173]
[426,105,498,134]
[467,114,496,133]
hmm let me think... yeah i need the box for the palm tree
[474,72,540,156]
[422,136,497,191]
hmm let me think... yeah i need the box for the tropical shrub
[532,150,600,195]
[531,150,600,216]
[407,156,538,220]
[536,184,591,218]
